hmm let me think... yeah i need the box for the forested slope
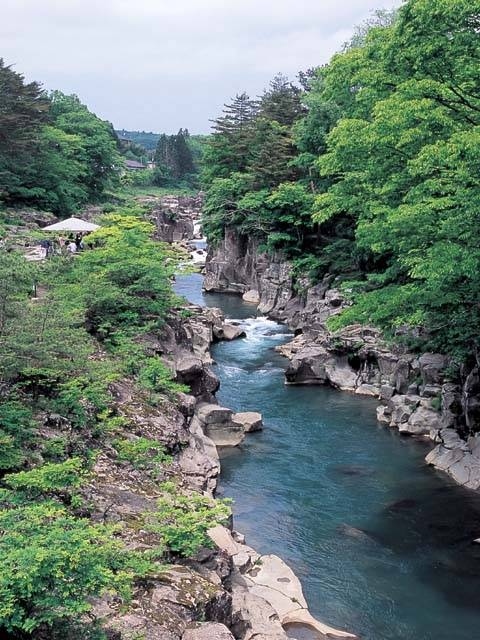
[202,0,480,364]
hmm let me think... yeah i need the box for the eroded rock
[232,412,263,432]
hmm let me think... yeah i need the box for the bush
[147,482,232,557]
[137,357,188,398]
[4,458,86,500]
[0,398,36,471]
[0,502,137,634]
[114,437,172,470]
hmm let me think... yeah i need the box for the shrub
[4,458,86,498]
[146,483,232,557]
[114,437,172,470]
[0,398,36,471]
[137,357,189,398]
[0,502,136,634]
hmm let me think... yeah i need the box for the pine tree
[0,59,49,199]
[204,93,259,181]
[259,74,303,126]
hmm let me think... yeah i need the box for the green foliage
[0,201,190,635]
[71,216,178,338]
[0,65,120,213]
[114,437,172,470]
[154,129,197,187]
[0,398,36,471]
[137,357,189,397]
[0,502,137,634]
[116,129,160,151]
[202,0,480,360]
[147,483,232,557]
[49,91,121,202]
[202,75,314,255]
[4,458,85,497]
[0,59,49,205]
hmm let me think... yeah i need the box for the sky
[2,0,402,134]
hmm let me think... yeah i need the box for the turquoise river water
[175,273,480,640]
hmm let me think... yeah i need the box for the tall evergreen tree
[259,74,303,126]
[0,59,49,201]
[153,129,195,183]
[203,93,258,182]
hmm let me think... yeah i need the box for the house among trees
[125,159,147,170]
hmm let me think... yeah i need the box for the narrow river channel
[175,272,480,640]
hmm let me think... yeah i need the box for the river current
[175,273,480,640]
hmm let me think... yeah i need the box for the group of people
[39,233,86,258]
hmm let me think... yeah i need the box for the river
[175,272,480,640]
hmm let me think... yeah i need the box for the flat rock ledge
[232,411,263,433]
[208,526,357,640]
[426,429,480,490]
[196,404,263,446]
[242,289,260,304]
[197,403,245,447]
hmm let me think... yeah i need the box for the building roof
[125,159,147,169]
[42,217,100,232]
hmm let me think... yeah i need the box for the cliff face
[141,193,204,243]
[204,229,480,491]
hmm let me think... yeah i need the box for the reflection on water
[174,274,480,640]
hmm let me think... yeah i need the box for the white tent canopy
[42,217,100,232]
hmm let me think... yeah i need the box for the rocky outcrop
[208,526,356,640]
[146,194,204,243]
[426,429,480,490]
[205,228,480,492]
[242,290,260,304]
[232,412,263,433]
[97,566,232,640]
[213,323,246,342]
[182,623,235,640]
[197,404,246,447]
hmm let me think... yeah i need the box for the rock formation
[204,229,480,492]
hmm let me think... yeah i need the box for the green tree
[49,91,121,200]
[0,502,136,634]
[203,92,258,183]
[0,59,50,205]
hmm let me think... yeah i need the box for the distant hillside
[116,129,160,151]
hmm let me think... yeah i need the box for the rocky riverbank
[7,195,357,640]
[170,301,357,640]
[95,196,355,640]
[204,229,480,492]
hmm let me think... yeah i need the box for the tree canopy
[201,0,480,361]
[0,63,121,213]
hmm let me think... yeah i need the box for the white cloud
[1,0,402,132]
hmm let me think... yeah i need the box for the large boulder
[243,289,260,304]
[230,588,287,640]
[426,429,480,490]
[232,412,263,432]
[213,323,246,341]
[175,356,203,382]
[403,405,440,436]
[197,404,233,424]
[178,417,220,493]
[418,352,448,384]
[388,394,420,426]
[241,555,357,639]
[197,404,245,447]
[285,346,330,384]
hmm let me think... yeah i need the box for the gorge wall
[96,197,354,640]
[204,229,480,491]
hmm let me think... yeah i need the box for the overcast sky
[2,0,402,134]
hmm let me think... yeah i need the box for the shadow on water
[174,274,480,640]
